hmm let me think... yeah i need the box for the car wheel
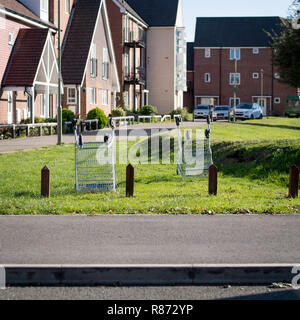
[259,113,263,119]
[250,114,254,120]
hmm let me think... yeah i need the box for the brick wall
[190,47,298,115]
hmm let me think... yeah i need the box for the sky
[182,0,292,41]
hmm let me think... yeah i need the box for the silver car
[193,104,216,120]
[214,105,233,120]
[235,103,263,120]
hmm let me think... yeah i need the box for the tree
[268,0,300,89]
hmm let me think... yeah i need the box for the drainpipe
[57,0,62,145]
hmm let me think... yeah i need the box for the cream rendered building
[125,0,187,114]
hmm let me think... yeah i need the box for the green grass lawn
[0,117,299,215]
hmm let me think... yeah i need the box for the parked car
[213,105,233,120]
[193,104,216,120]
[235,103,263,120]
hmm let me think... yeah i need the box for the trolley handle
[175,116,182,127]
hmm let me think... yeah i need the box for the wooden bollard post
[126,164,134,197]
[289,164,299,198]
[41,166,50,198]
[209,164,218,196]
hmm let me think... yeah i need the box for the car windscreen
[237,103,252,109]
[215,107,229,111]
[195,106,209,110]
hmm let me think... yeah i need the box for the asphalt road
[0,215,299,265]
[0,285,299,300]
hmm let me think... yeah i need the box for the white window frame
[65,0,70,14]
[8,32,13,46]
[204,73,211,83]
[90,88,96,105]
[124,91,129,107]
[253,73,259,79]
[229,97,240,108]
[204,48,211,58]
[102,48,109,80]
[230,48,240,60]
[124,15,129,42]
[40,94,45,118]
[124,53,129,77]
[102,89,108,106]
[41,0,48,11]
[67,88,77,104]
[274,97,281,104]
[253,48,259,54]
[90,43,97,78]
[229,73,240,85]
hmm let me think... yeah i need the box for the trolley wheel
[176,168,179,175]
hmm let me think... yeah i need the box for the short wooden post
[289,165,299,198]
[209,164,218,196]
[126,164,134,197]
[41,166,50,198]
[26,125,29,136]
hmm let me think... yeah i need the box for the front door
[7,91,13,124]
[258,98,267,116]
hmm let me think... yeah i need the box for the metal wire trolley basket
[73,119,117,192]
[176,116,213,179]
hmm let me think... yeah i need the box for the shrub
[169,107,192,121]
[86,107,108,129]
[111,107,126,117]
[21,116,44,124]
[62,108,76,122]
[139,105,158,115]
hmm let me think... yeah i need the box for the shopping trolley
[176,115,213,179]
[73,118,117,192]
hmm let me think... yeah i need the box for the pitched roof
[187,42,194,71]
[0,0,56,29]
[62,0,102,85]
[125,0,179,27]
[114,0,148,26]
[194,17,283,47]
[2,28,48,87]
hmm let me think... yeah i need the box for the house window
[274,97,281,104]
[124,91,129,107]
[90,88,96,105]
[230,48,240,60]
[253,48,259,54]
[229,97,240,108]
[274,73,280,79]
[65,0,70,14]
[102,90,108,106]
[204,48,211,58]
[204,73,211,83]
[40,94,45,118]
[41,0,48,11]
[67,88,76,104]
[90,43,98,78]
[253,73,259,79]
[8,32,13,46]
[124,15,129,42]
[102,48,109,80]
[124,53,129,78]
[230,73,240,85]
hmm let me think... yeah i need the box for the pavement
[0,121,204,154]
[0,215,300,285]
[1,286,300,300]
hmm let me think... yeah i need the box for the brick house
[61,0,120,118]
[107,0,148,111]
[185,17,298,116]
[118,0,187,114]
[0,0,58,124]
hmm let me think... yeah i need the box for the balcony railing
[124,67,146,84]
[124,29,146,47]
